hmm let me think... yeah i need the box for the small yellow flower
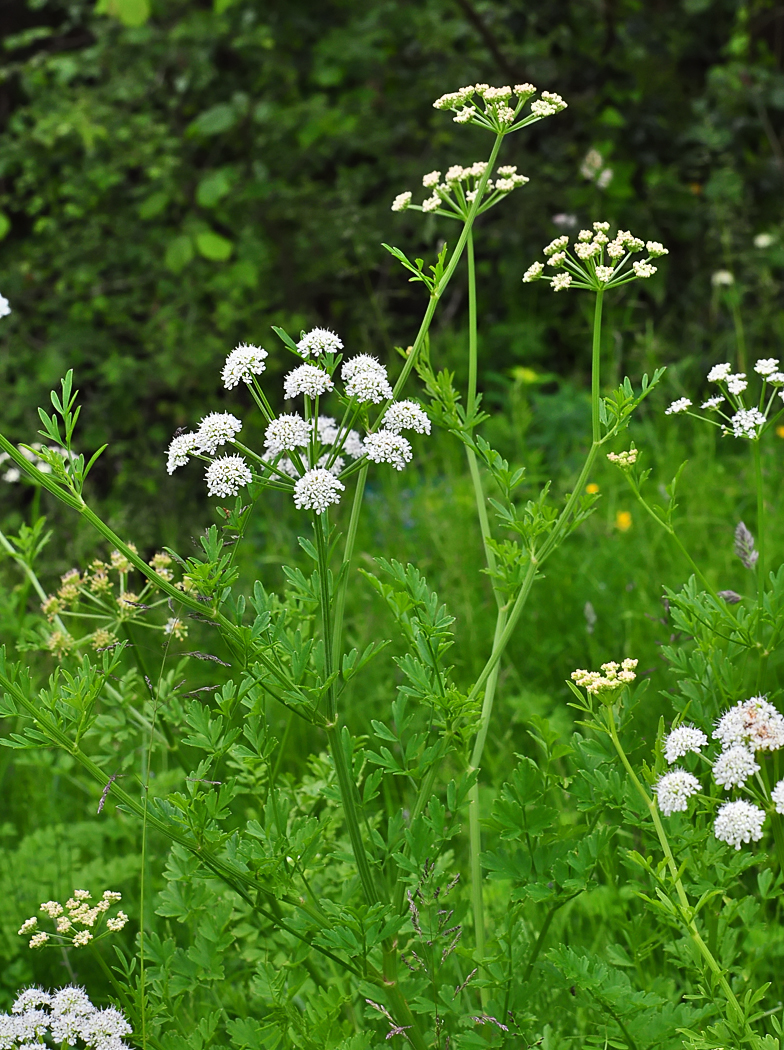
[585,482,600,494]
[776,425,784,438]
[615,510,632,532]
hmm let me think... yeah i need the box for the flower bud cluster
[524,222,666,293]
[391,161,529,220]
[18,889,128,950]
[432,83,566,133]
[571,658,638,695]
[606,448,638,469]
[665,357,784,440]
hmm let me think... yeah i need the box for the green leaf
[137,191,169,219]
[188,104,238,137]
[165,235,194,273]
[196,231,234,261]
[197,170,232,208]
[96,0,150,27]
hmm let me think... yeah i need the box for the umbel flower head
[163,329,432,511]
[665,357,784,440]
[1,984,132,1050]
[713,695,784,753]
[663,724,708,764]
[571,658,638,695]
[714,799,766,850]
[18,889,128,951]
[392,161,529,220]
[655,769,701,816]
[221,343,267,390]
[432,83,566,134]
[523,223,667,293]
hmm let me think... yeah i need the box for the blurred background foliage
[1,0,784,532]
[3,0,784,1012]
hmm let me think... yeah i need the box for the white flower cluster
[571,658,638,695]
[0,293,10,317]
[0,985,131,1050]
[165,328,433,511]
[221,343,267,389]
[580,148,613,190]
[523,222,667,293]
[431,83,565,132]
[391,160,529,219]
[657,697,784,849]
[665,357,784,439]
[18,890,128,950]
[606,448,638,469]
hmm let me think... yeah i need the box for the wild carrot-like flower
[296,328,343,358]
[392,160,529,219]
[363,431,413,471]
[264,414,309,454]
[665,358,784,439]
[712,746,760,789]
[1,984,132,1050]
[663,724,708,763]
[196,412,243,455]
[432,82,564,134]
[205,455,253,497]
[571,658,638,694]
[655,769,701,815]
[221,343,267,389]
[382,400,431,435]
[284,364,334,399]
[523,223,666,293]
[714,799,766,849]
[293,468,345,514]
[713,696,784,752]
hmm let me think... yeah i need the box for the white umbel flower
[342,354,384,381]
[205,455,252,497]
[655,769,701,816]
[345,366,393,404]
[663,724,708,764]
[12,988,51,1013]
[551,273,572,291]
[771,778,784,814]
[343,430,364,459]
[665,398,691,415]
[755,357,779,376]
[714,696,784,752]
[712,746,760,789]
[221,343,268,389]
[730,408,766,439]
[726,373,747,395]
[317,416,340,445]
[391,191,412,212]
[632,261,657,278]
[81,1006,132,1043]
[0,294,10,317]
[264,414,309,454]
[51,985,94,1016]
[293,468,345,514]
[363,431,413,471]
[714,799,765,849]
[284,364,334,399]
[707,362,732,382]
[316,453,345,477]
[196,412,242,455]
[701,396,725,410]
[166,432,199,474]
[383,401,431,435]
[297,328,343,358]
[522,261,544,282]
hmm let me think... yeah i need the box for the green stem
[754,439,765,615]
[604,706,749,1034]
[331,466,367,661]
[591,291,604,445]
[0,528,68,634]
